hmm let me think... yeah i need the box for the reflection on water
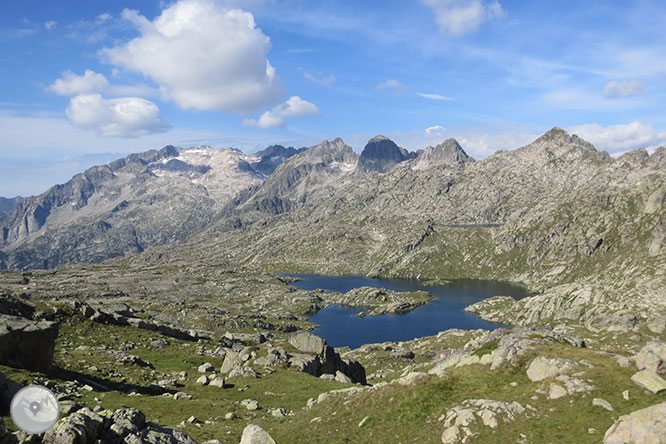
[285,274,529,349]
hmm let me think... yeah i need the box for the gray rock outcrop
[634,341,666,374]
[604,401,666,444]
[39,406,197,444]
[288,331,366,384]
[0,314,58,371]
[239,424,276,444]
[631,369,666,394]
[526,357,575,382]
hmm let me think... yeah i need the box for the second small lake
[285,274,530,349]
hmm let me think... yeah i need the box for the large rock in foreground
[634,341,666,374]
[0,314,58,371]
[630,369,666,394]
[240,424,276,444]
[604,401,666,444]
[289,331,326,355]
[41,406,197,444]
[288,331,366,384]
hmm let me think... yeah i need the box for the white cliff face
[148,146,264,205]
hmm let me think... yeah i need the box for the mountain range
[0,144,302,269]
[1,127,665,443]
[1,128,664,328]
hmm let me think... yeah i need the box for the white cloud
[304,72,336,86]
[567,122,666,152]
[416,92,454,101]
[603,80,644,99]
[47,70,110,96]
[100,0,284,113]
[96,13,113,23]
[426,125,446,134]
[243,95,319,129]
[44,21,57,31]
[376,79,406,91]
[66,93,170,138]
[422,0,506,37]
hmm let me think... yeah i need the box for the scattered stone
[196,375,210,386]
[209,377,225,388]
[526,356,575,382]
[241,399,260,411]
[548,383,568,400]
[270,408,288,417]
[593,398,614,411]
[228,366,259,379]
[59,400,83,416]
[335,371,352,383]
[623,390,630,401]
[358,416,369,427]
[198,362,215,373]
[173,392,193,400]
[616,356,631,368]
[630,369,666,394]
[396,371,429,386]
[151,339,170,349]
[225,412,237,420]
[440,399,528,444]
[42,407,104,444]
[604,401,666,444]
[647,319,666,335]
[254,347,289,368]
[390,349,415,359]
[240,424,276,444]
[634,342,666,374]
[556,374,594,395]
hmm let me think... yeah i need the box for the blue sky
[1,0,666,196]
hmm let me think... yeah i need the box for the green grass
[472,339,499,357]
[3,303,666,444]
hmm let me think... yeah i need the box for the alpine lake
[285,274,530,348]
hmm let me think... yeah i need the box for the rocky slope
[0,145,300,270]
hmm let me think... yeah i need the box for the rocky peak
[413,138,473,170]
[357,135,409,173]
[303,138,356,164]
[617,148,650,166]
[650,147,666,167]
[534,127,597,152]
[250,145,305,176]
[514,127,607,167]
